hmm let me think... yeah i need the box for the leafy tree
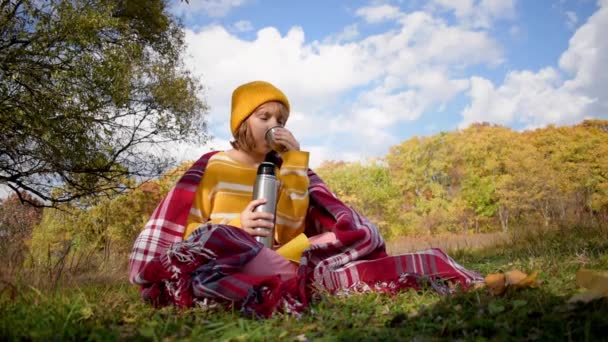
[316,160,400,237]
[387,133,454,199]
[28,160,191,275]
[379,121,608,235]
[530,122,608,226]
[461,175,497,232]
[0,0,208,206]
[386,133,460,234]
[453,125,517,231]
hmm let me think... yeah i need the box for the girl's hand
[270,127,300,152]
[240,198,274,237]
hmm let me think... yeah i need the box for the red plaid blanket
[129,151,483,316]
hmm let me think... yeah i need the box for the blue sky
[168,0,607,168]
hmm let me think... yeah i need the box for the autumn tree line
[317,120,608,238]
[0,163,187,285]
[1,120,606,282]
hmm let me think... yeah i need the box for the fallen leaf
[485,270,539,295]
[505,270,527,285]
[485,273,506,295]
[569,269,608,303]
[507,270,539,288]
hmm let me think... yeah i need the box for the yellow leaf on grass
[506,270,539,288]
[485,273,506,295]
[504,270,527,285]
[485,270,539,295]
[569,269,608,303]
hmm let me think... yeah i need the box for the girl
[128,81,483,315]
[185,80,323,279]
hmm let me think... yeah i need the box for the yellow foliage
[484,270,539,295]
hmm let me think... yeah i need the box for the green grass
[2,225,608,341]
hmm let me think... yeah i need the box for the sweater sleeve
[184,180,208,239]
[274,150,310,244]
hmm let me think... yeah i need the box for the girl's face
[246,101,288,154]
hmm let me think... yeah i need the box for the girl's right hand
[268,127,300,152]
[240,198,274,237]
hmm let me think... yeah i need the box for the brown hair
[230,101,289,152]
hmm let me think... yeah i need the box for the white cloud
[430,0,475,19]
[560,2,608,116]
[170,0,248,18]
[183,25,380,114]
[325,24,360,43]
[429,0,516,28]
[233,20,253,32]
[422,23,503,66]
[308,145,363,171]
[461,70,594,129]
[479,0,516,18]
[461,1,607,129]
[367,11,503,75]
[565,11,579,30]
[172,137,232,163]
[355,4,402,23]
[407,69,471,102]
[314,70,470,158]
[178,4,503,166]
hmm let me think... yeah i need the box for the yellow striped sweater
[184,151,310,244]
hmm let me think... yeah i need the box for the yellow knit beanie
[230,81,290,136]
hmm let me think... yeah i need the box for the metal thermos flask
[252,161,278,248]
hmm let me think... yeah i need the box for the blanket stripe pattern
[128,151,483,316]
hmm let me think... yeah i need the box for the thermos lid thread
[257,162,276,176]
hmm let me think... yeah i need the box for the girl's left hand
[271,127,300,152]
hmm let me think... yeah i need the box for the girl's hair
[230,101,289,152]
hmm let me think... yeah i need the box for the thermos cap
[265,126,287,152]
[257,161,276,176]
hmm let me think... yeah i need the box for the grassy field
[2,225,607,341]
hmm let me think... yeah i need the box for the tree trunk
[498,205,509,232]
